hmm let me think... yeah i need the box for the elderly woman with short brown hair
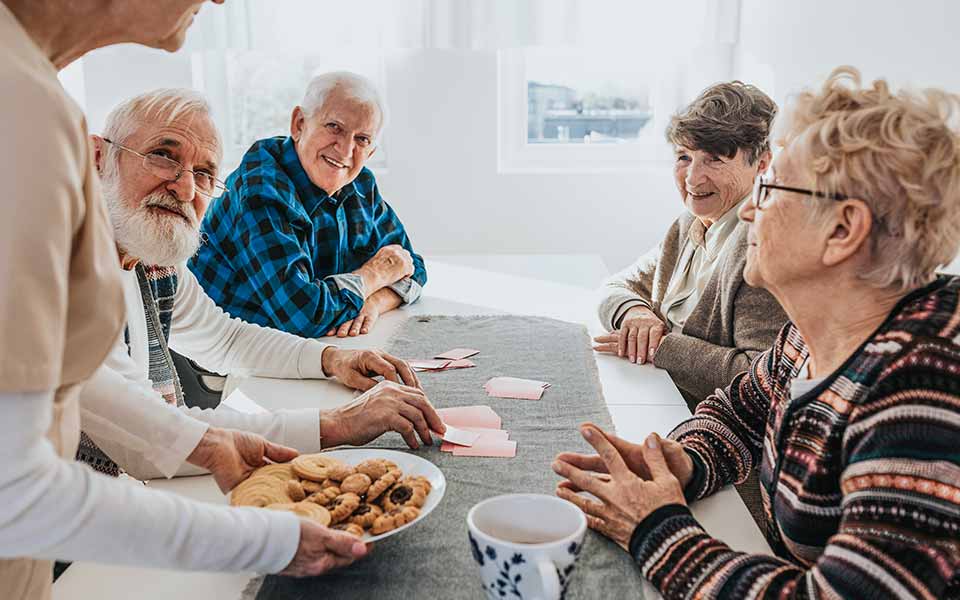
[596,81,787,408]
[556,67,960,598]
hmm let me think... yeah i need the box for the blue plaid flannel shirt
[188,136,427,337]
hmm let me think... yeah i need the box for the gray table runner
[247,315,647,599]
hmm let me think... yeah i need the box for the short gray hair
[300,71,386,137]
[101,88,218,176]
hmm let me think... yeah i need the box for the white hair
[100,88,212,265]
[101,88,219,177]
[301,71,386,137]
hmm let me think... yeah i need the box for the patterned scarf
[76,264,184,476]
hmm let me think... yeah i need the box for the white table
[54,256,770,600]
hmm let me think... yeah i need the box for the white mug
[467,494,587,600]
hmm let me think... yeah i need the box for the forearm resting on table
[0,391,299,572]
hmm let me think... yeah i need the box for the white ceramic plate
[321,448,446,542]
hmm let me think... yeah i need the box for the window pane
[526,51,654,145]
[218,50,387,170]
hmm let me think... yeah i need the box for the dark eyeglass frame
[752,176,848,210]
[102,137,226,198]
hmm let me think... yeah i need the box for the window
[192,50,388,174]
[499,48,679,173]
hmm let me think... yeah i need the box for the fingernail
[581,426,594,439]
[551,460,562,472]
[646,434,659,449]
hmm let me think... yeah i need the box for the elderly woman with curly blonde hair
[554,66,960,598]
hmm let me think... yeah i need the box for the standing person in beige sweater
[596,81,788,410]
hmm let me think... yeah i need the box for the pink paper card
[437,405,502,430]
[484,377,551,400]
[408,359,451,371]
[441,428,509,451]
[436,424,480,447]
[434,348,480,360]
[443,359,476,369]
[452,439,517,458]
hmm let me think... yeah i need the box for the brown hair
[666,81,777,165]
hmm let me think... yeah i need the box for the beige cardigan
[598,212,788,407]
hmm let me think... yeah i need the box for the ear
[755,150,772,175]
[91,135,106,174]
[290,106,305,141]
[822,199,873,268]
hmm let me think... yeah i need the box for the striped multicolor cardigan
[631,275,960,598]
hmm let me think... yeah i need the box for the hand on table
[326,302,381,338]
[187,427,299,493]
[320,380,445,450]
[593,306,667,364]
[552,424,690,551]
[321,347,421,391]
[279,518,369,577]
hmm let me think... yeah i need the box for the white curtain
[185,0,738,51]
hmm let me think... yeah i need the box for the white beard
[102,177,201,267]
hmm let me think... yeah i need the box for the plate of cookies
[229,448,445,542]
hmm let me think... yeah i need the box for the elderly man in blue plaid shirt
[189,71,426,339]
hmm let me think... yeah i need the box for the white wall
[71,1,960,276]
[734,0,960,271]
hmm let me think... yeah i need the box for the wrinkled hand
[554,424,692,486]
[278,518,369,577]
[326,302,381,338]
[320,380,445,450]
[593,306,667,364]
[366,244,414,287]
[187,427,299,493]
[552,424,687,551]
[321,347,421,391]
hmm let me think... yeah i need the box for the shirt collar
[688,195,748,251]
[279,136,366,208]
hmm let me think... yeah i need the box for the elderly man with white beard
[78,88,444,484]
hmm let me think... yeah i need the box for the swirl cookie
[365,469,401,502]
[251,463,296,482]
[292,454,355,482]
[371,506,421,535]
[355,459,398,481]
[328,492,362,524]
[348,503,383,528]
[265,502,332,526]
[339,473,372,496]
[381,481,428,511]
[230,477,291,507]
[331,522,365,538]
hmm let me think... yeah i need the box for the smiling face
[673,146,767,227]
[290,89,380,196]
[98,111,222,265]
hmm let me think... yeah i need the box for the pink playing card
[408,359,451,371]
[452,439,517,458]
[437,405,502,430]
[436,424,480,447]
[484,377,551,400]
[434,348,480,360]
[441,428,509,451]
[443,359,476,369]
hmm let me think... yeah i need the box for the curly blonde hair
[780,66,960,292]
